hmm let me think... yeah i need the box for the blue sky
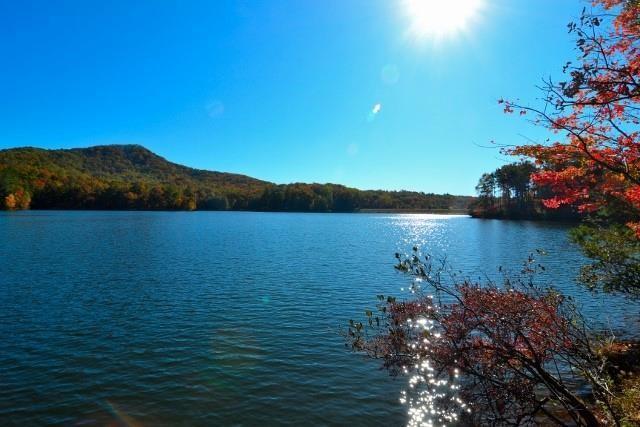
[0,0,586,195]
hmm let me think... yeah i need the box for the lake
[0,211,634,426]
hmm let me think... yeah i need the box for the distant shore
[358,208,469,214]
[469,211,582,222]
[2,208,471,215]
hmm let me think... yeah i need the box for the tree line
[0,145,472,212]
[470,161,579,220]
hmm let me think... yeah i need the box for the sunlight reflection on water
[386,214,466,252]
[400,322,466,426]
[385,215,467,426]
[396,273,469,427]
[382,213,634,426]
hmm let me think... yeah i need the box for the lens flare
[367,103,382,122]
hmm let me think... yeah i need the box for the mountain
[0,144,474,212]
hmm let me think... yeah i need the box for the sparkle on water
[397,273,469,427]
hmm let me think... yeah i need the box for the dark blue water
[0,211,634,426]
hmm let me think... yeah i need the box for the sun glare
[404,0,483,40]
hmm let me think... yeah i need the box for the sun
[403,0,483,40]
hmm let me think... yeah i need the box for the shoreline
[357,208,469,214]
[1,208,471,215]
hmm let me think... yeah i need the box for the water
[0,211,635,426]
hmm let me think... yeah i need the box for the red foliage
[348,252,606,425]
[441,286,569,364]
[385,285,571,381]
[504,0,640,236]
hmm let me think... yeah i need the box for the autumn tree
[348,250,619,426]
[502,0,640,296]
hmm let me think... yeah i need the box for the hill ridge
[0,144,473,211]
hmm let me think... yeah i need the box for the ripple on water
[0,211,635,426]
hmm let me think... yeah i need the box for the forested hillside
[0,145,473,212]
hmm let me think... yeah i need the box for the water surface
[0,212,634,426]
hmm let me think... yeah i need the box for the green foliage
[471,161,579,220]
[474,161,640,298]
[613,376,640,426]
[0,145,473,212]
[570,224,640,298]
